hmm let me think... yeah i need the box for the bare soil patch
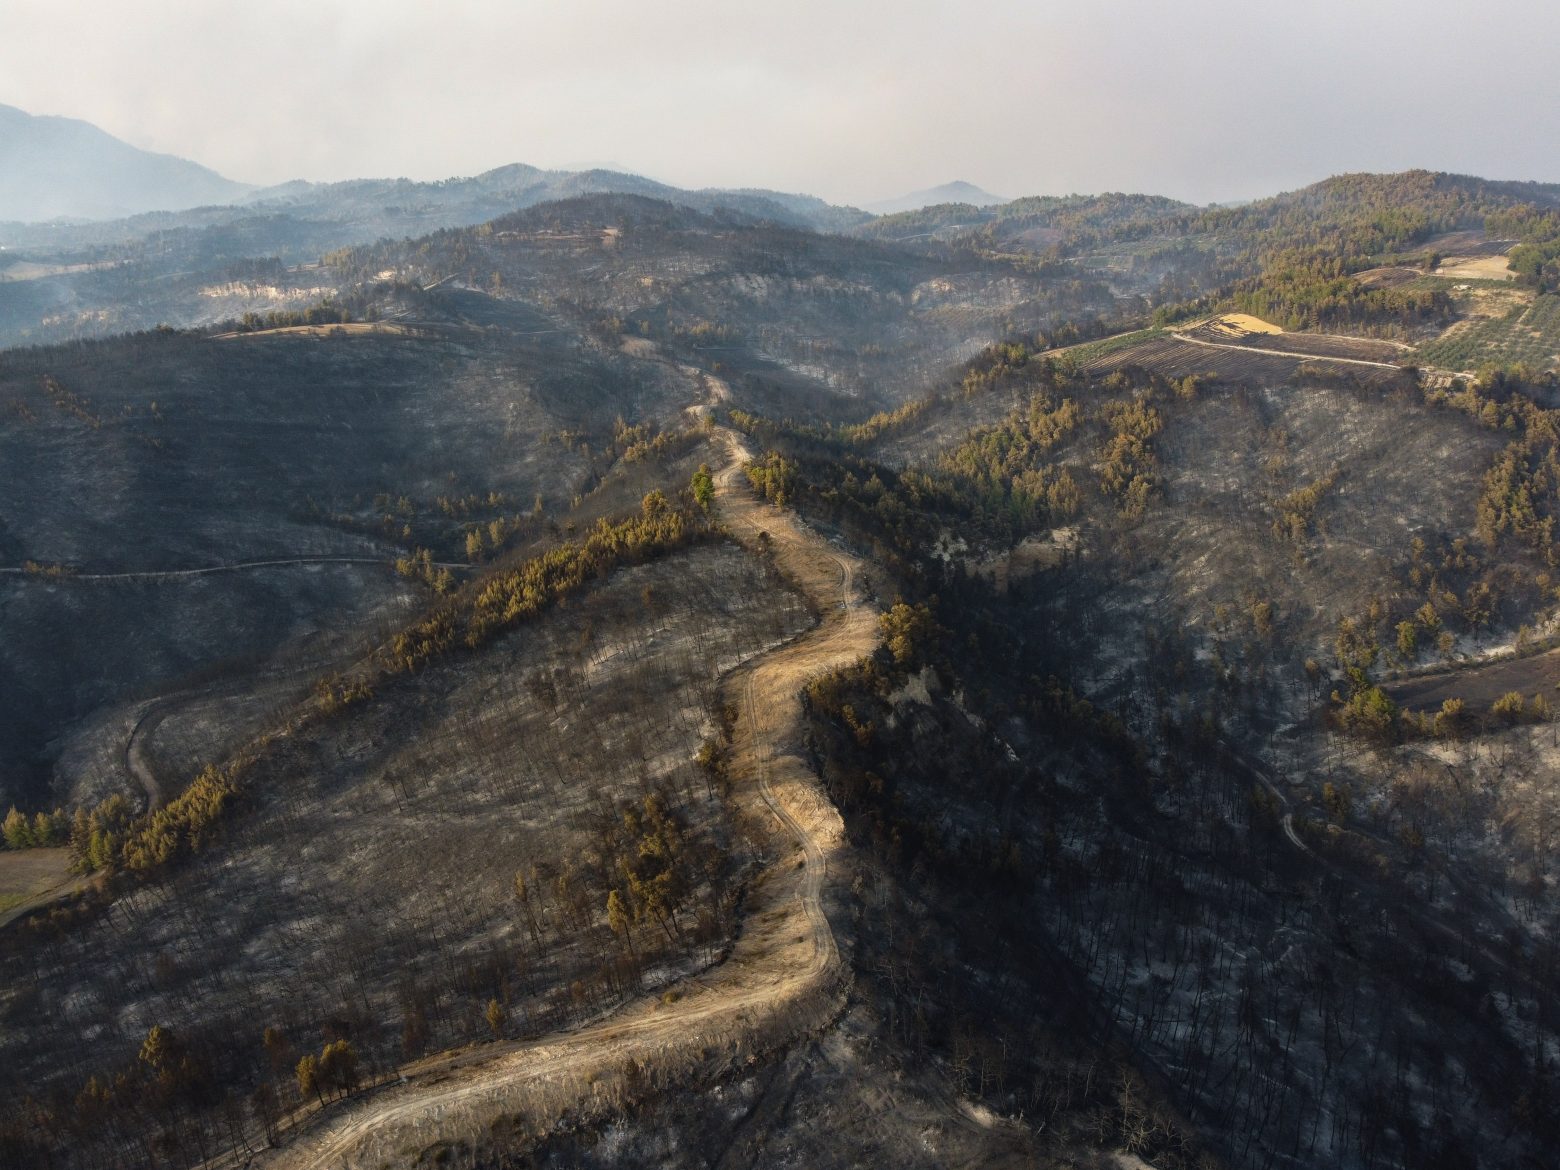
[1384,646,1560,713]
[0,848,83,929]
[1014,225,1066,248]
[0,260,113,282]
[1453,283,1533,320]
[1435,255,1515,282]
[1193,313,1284,337]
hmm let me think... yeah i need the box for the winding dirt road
[236,427,878,1168]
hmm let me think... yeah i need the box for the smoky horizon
[2,0,1557,208]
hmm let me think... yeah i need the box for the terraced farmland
[1181,320,1406,362]
[1415,294,1560,371]
[1353,265,1423,290]
[1080,333,1407,386]
[1080,335,1290,382]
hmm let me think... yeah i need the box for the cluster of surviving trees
[2,805,70,850]
[387,486,708,673]
[1270,467,1341,546]
[0,1018,364,1167]
[1228,259,1453,334]
[1450,366,1560,557]
[2,795,135,872]
[230,303,353,332]
[1487,205,1560,294]
[732,356,1192,573]
[743,450,798,506]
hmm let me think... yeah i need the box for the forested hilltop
[858,170,1560,326]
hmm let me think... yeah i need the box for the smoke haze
[3,0,1555,205]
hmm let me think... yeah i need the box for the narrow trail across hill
[238,424,879,1169]
[122,650,353,813]
[124,701,167,809]
[1221,740,1556,1004]
[0,555,467,584]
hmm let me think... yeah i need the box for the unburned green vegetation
[1415,293,1560,371]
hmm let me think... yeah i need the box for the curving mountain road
[235,425,879,1168]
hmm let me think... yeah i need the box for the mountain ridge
[865,180,1008,215]
[0,102,251,222]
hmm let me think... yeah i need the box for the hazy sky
[3,0,1557,206]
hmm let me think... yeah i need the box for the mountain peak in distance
[864,180,1009,215]
[0,102,250,223]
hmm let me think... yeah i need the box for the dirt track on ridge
[239,424,879,1168]
[1170,331,1404,370]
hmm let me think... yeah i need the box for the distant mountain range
[0,103,252,221]
[864,180,1008,215]
[0,101,1025,230]
[235,165,873,235]
[0,103,876,232]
